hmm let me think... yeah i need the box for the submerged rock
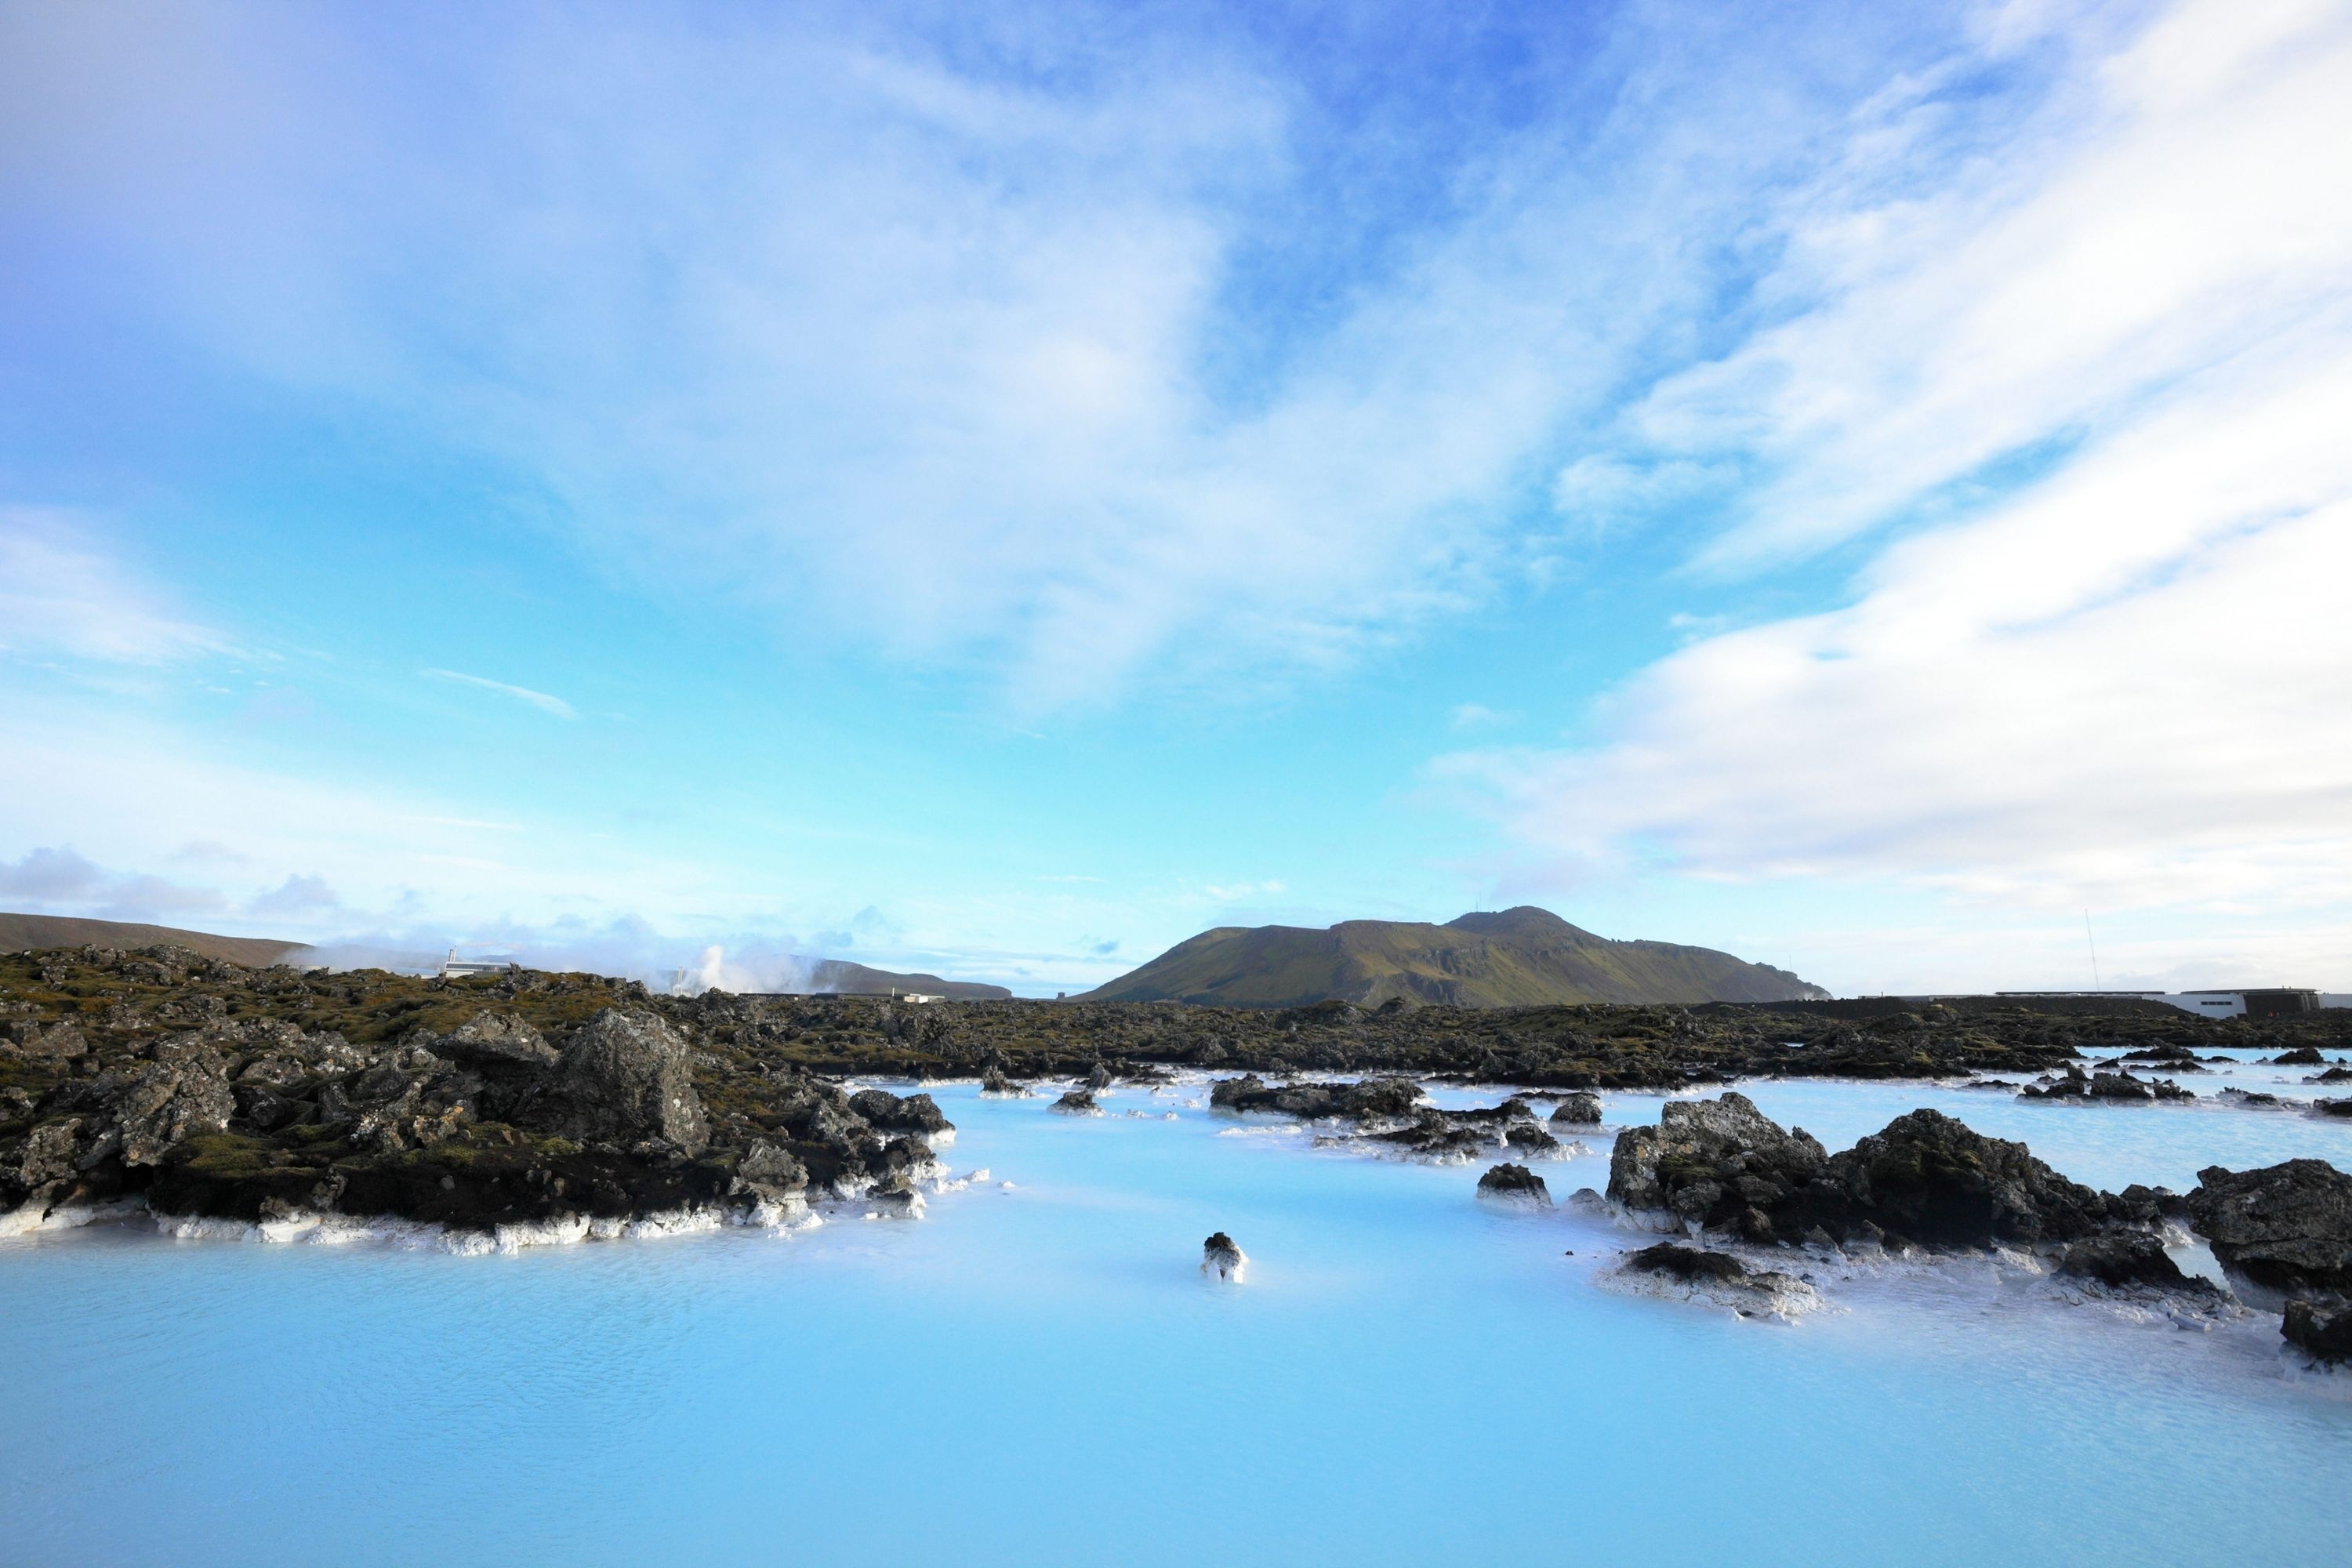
[2185,1160,2352,1294]
[979,1065,1032,1097]
[1208,1074,1423,1120]
[1611,1242,1820,1318]
[2056,1233,2221,1297]
[1202,1230,1247,1281]
[1477,1162,1551,1205]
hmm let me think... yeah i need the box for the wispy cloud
[0,2,2001,710]
[0,510,225,664]
[423,668,577,719]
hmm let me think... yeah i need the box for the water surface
[5,1076,2348,1567]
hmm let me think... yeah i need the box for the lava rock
[1202,1231,1247,1281]
[1504,1123,1562,1153]
[2282,1300,2352,1363]
[1548,1091,1603,1124]
[1051,1089,1102,1116]
[848,1088,953,1136]
[1612,1242,1820,1316]
[1606,1092,1828,1229]
[545,1009,710,1150]
[978,1065,1031,1097]
[1609,1094,2119,1249]
[2186,1160,2352,1294]
[1477,1162,1551,1204]
[434,1011,561,1068]
[2273,1047,2325,1065]
[2057,1232,2220,1295]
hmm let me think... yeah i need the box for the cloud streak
[423,668,577,719]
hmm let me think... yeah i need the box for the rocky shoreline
[5,943,2350,1364]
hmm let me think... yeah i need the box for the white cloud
[1643,0,2352,567]
[1450,0,2352,918]
[0,4,1995,710]
[0,510,224,664]
[1202,880,1287,902]
[423,668,578,719]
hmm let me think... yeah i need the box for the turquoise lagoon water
[5,1073,2350,1568]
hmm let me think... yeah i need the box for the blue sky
[3,0,2349,996]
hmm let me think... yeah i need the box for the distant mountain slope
[0,913,300,968]
[806,960,1011,1001]
[1080,906,1827,1008]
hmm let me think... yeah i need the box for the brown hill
[0,912,302,968]
[1081,906,1827,1008]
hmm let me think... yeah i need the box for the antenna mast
[2084,910,2101,990]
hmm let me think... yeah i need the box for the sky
[2,0,2349,997]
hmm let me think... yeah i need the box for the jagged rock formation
[0,947,951,1239]
[2184,1160,2352,1294]
[1606,1093,2125,1248]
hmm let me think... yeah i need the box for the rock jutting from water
[1477,1162,1551,1205]
[1201,1231,1247,1281]
[1605,1092,2132,1250]
[1050,1089,1103,1116]
[1609,1240,1822,1318]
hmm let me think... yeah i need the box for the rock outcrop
[2184,1160,2352,1294]
[1051,1089,1102,1116]
[544,1010,710,1150]
[2283,1300,2352,1363]
[1477,1162,1551,1205]
[1607,1094,2122,1249]
[1549,1091,1603,1124]
[1202,1230,1247,1281]
[2056,1233,2220,1296]
[2020,1066,2192,1102]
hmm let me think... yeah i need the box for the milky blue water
[5,1073,2350,1568]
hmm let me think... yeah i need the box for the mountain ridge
[1080,906,1827,1008]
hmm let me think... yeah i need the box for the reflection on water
[4,1076,2349,1568]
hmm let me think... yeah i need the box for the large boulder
[1828,1109,2113,1248]
[848,1088,953,1136]
[1549,1091,1603,1125]
[1607,1095,2118,1249]
[2184,1160,2352,1294]
[543,1009,710,1150]
[2283,1300,2352,1363]
[1606,1093,1827,1229]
